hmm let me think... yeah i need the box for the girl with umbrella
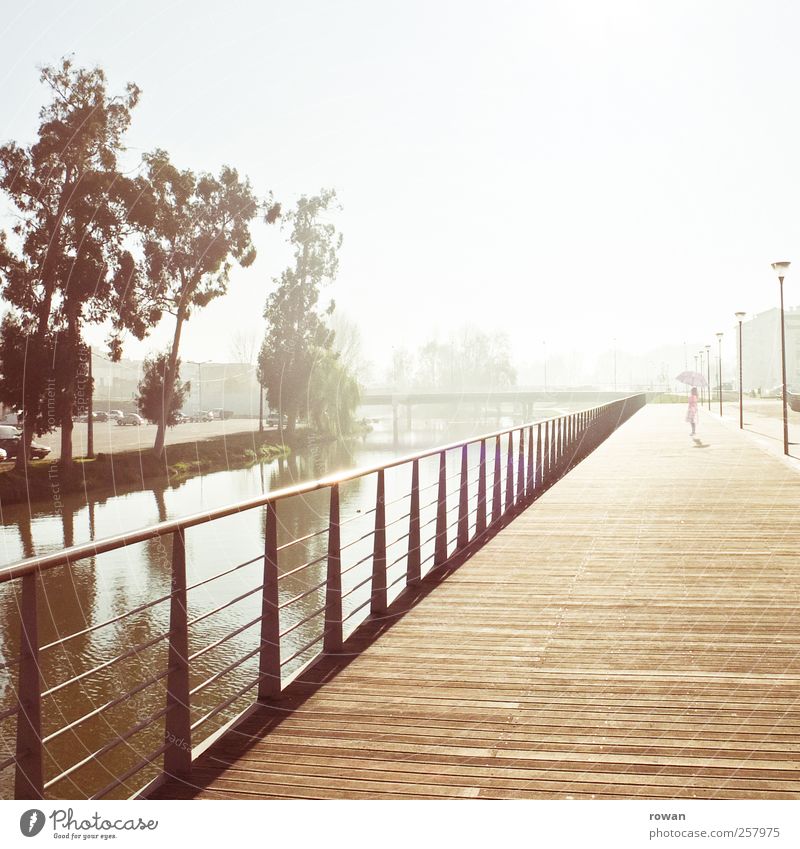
[675,371,707,436]
[686,387,699,435]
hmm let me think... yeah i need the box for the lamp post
[697,350,704,404]
[735,312,746,429]
[705,344,711,410]
[543,341,548,393]
[771,261,791,455]
[716,332,723,416]
[188,360,212,416]
[613,338,617,392]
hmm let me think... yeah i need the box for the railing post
[543,420,550,486]
[568,415,575,467]
[258,502,281,701]
[535,423,543,493]
[164,529,191,779]
[553,419,560,477]
[526,426,534,500]
[324,484,343,652]
[14,572,43,799]
[406,459,421,585]
[476,439,487,537]
[371,470,388,614]
[457,445,469,550]
[434,451,448,567]
[516,428,525,505]
[491,435,502,524]
[504,431,514,514]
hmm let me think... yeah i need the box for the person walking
[686,386,699,435]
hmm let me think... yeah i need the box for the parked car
[190,411,214,423]
[92,411,109,422]
[117,413,145,426]
[0,447,7,462]
[108,410,124,420]
[211,408,234,420]
[0,425,52,460]
[173,412,188,424]
[74,414,89,423]
[266,412,288,428]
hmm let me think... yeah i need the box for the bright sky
[2,0,800,375]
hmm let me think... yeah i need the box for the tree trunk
[15,420,35,471]
[153,305,186,459]
[58,310,82,469]
[13,177,72,472]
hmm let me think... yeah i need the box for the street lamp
[188,360,212,415]
[735,312,746,429]
[543,341,548,393]
[698,350,705,404]
[716,332,723,416]
[771,260,791,455]
[705,344,711,410]
[613,338,617,392]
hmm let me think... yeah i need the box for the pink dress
[686,395,698,424]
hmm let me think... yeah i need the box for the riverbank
[0,430,293,507]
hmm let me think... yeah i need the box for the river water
[0,400,582,799]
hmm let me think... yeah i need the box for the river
[0,400,583,799]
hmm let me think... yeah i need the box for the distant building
[740,307,800,392]
[181,361,261,417]
[90,356,262,417]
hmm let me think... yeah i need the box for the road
[30,418,268,461]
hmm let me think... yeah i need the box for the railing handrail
[0,394,645,584]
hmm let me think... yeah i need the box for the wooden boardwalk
[150,405,800,799]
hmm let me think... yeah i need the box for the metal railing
[0,393,645,800]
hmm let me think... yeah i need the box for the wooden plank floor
[150,405,800,799]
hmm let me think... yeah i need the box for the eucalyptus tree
[258,189,342,434]
[141,149,278,457]
[0,58,155,468]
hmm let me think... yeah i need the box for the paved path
[151,405,800,799]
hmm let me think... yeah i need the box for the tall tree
[258,190,341,433]
[136,351,190,426]
[0,58,155,469]
[307,347,361,437]
[141,149,277,457]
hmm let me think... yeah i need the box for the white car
[0,447,7,462]
[117,413,145,426]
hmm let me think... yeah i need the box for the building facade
[740,307,800,393]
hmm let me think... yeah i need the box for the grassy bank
[0,430,291,508]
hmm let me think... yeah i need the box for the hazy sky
[2,0,800,373]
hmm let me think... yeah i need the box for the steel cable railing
[0,394,645,800]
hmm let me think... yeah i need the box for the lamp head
[772,261,791,280]
[735,311,746,321]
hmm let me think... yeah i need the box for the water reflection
[0,406,582,799]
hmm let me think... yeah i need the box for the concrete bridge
[359,389,634,443]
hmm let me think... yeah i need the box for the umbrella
[675,370,708,388]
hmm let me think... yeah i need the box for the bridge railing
[0,394,645,800]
